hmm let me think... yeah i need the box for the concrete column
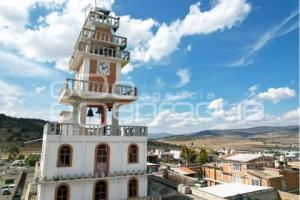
[72,103,79,124]
[78,102,87,126]
[111,105,119,135]
[115,63,121,81]
[101,106,107,125]
[82,57,90,81]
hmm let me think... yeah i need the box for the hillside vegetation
[0,114,45,145]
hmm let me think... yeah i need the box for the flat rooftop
[223,153,262,162]
[247,168,281,179]
[196,183,272,198]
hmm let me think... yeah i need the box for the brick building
[202,153,299,192]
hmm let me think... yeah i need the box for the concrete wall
[191,187,278,200]
[38,176,147,200]
[41,134,147,178]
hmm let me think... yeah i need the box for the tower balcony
[69,42,130,70]
[84,11,119,31]
[58,79,137,104]
[44,122,148,137]
[75,28,127,50]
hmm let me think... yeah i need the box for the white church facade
[33,7,155,200]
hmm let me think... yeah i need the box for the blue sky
[0,0,298,134]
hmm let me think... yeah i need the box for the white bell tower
[32,7,158,200]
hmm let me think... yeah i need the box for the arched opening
[128,178,138,198]
[55,183,69,200]
[95,144,110,177]
[94,180,108,200]
[128,144,139,164]
[57,144,72,167]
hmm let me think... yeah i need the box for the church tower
[35,7,151,200]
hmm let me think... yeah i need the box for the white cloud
[125,0,251,64]
[0,0,251,73]
[184,44,192,53]
[0,80,23,113]
[282,107,300,120]
[249,84,259,93]
[136,85,298,133]
[0,50,59,77]
[258,87,296,103]
[229,10,299,67]
[35,86,46,94]
[0,0,115,71]
[121,63,136,74]
[207,98,224,110]
[148,110,212,133]
[176,69,191,87]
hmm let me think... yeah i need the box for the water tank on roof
[279,155,285,162]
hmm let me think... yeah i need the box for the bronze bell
[96,107,101,114]
[87,107,94,117]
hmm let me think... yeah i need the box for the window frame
[57,144,73,168]
[94,144,110,176]
[233,162,241,171]
[128,177,139,198]
[128,144,139,164]
[94,180,108,200]
[55,183,70,200]
[251,179,261,186]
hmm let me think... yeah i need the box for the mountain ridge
[150,125,299,140]
[0,113,298,143]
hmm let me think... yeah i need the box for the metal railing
[61,79,137,97]
[44,123,147,136]
[86,11,119,29]
[72,42,130,62]
[80,28,127,47]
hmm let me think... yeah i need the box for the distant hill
[0,113,298,146]
[152,125,299,141]
[0,114,46,144]
[148,133,175,140]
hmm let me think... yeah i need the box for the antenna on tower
[83,3,93,19]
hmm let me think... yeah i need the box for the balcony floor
[70,50,129,71]
[58,89,137,104]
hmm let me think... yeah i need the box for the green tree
[198,147,208,164]
[24,154,39,167]
[6,145,20,160]
[17,153,25,160]
[180,145,197,165]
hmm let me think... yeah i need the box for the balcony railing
[37,169,148,183]
[44,122,148,137]
[86,11,119,30]
[61,79,137,97]
[71,42,130,62]
[77,28,127,48]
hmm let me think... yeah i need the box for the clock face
[96,61,110,76]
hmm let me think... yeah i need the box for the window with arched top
[94,180,108,200]
[57,144,72,167]
[128,144,139,164]
[95,144,110,177]
[55,184,69,200]
[128,178,138,198]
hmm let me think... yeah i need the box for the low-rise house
[173,167,197,177]
[147,151,159,163]
[202,153,299,192]
[147,162,159,173]
[191,183,278,200]
[170,150,181,159]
